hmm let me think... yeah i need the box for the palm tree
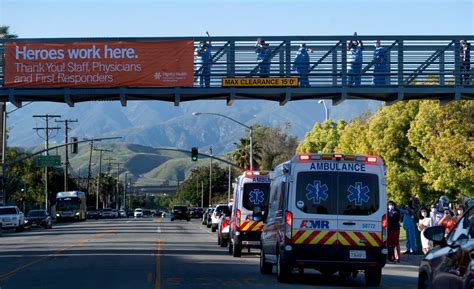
[231,137,262,170]
[0,25,18,39]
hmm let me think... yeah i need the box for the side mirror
[424,226,446,246]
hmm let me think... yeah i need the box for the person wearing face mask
[255,38,272,77]
[455,205,465,221]
[417,208,433,254]
[292,43,313,87]
[372,40,388,85]
[194,31,212,87]
[430,204,443,226]
[387,201,401,263]
[438,208,456,237]
[399,205,417,254]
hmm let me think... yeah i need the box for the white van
[260,153,387,285]
[229,171,271,257]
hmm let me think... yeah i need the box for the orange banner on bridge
[4,40,194,88]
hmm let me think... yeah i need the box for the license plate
[349,250,366,259]
[2,218,9,222]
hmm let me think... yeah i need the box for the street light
[318,100,329,122]
[192,112,254,170]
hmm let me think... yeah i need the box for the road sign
[36,155,61,167]
[222,77,299,87]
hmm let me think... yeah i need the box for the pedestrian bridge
[0,35,472,106]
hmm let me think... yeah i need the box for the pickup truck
[0,206,25,232]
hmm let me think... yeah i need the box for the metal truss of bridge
[0,35,473,106]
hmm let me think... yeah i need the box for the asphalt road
[0,218,420,289]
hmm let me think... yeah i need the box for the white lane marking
[157,227,161,233]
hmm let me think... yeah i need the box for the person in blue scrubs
[195,31,212,87]
[399,205,417,254]
[373,40,388,85]
[292,43,313,87]
[347,32,364,86]
[255,38,272,77]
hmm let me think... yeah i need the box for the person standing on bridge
[292,43,313,87]
[460,40,471,85]
[195,31,212,87]
[372,40,388,85]
[255,38,272,77]
[347,32,364,86]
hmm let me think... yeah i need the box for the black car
[190,207,203,219]
[126,209,134,217]
[143,209,153,218]
[418,206,474,289]
[87,207,100,219]
[24,210,53,229]
[171,205,190,221]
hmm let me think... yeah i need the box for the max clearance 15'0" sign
[4,41,194,88]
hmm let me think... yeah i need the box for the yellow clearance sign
[222,77,298,87]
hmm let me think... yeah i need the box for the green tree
[174,165,236,207]
[231,137,262,170]
[0,25,17,39]
[337,114,372,154]
[253,124,298,170]
[407,101,474,200]
[366,101,426,204]
[297,119,347,153]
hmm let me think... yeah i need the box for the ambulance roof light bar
[366,156,378,164]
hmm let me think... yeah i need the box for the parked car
[0,206,25,232]
[143,209,152,218]
[87,207,100,219]
[190,207,204,219]
[171,205,190,221]
[210,204,230,232]
[202,208,213,226]
[418,206,474,289]
[112,209,119,218]
[118,209,127,218]
[126,209,134,217]
[100,208,114,219]
[134,208,143,218]
[24,210,52,229]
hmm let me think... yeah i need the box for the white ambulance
[228,171,271,257]
[260,153,387,285]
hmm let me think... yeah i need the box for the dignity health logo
[154,71,188,82]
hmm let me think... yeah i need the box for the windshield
[102,209,112,212]
[242,183,270,211]
[173,206,188,212]
[0,208,17,215]
[296,171,380,215]
[57,198,80,211]
[27,210,46,217]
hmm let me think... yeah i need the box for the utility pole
[55,119,78,192]
[1,103,6,206]
[111,162,123,209]
[86,139,94,197]
[123,173,127,209]
[104,157,116,176]
[33,114,61,211]
[201,180,204,208]
[209,147,212,207]
[93,148,112,209]
[228,164,231,204]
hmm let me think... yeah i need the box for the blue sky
[1,0,472,38]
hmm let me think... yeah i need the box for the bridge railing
[0,35,472,88]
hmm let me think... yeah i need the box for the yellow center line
[0,225,118,282]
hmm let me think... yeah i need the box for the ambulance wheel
[232,243,241,257]
[365,267,382,286]
[228,240,233,255]
[276,252,291,283]
[259,250,272,274]
[220,238,228,248]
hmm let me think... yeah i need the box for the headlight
[56,213,60,217]
[24,220,29,224]
[75,212,80,216]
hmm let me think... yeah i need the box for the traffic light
[71,137,78,154]
[191,147,198,161]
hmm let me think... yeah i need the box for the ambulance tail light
[285,211,293,242]
[236,209,241,221]
[234,209,241,231]
[367,156,378,164]
[382,214,388,242]
[298,154,311,161]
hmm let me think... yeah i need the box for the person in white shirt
[417,207,433,254]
